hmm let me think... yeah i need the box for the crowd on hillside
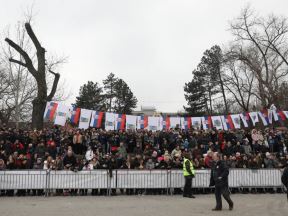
[0,124,288,173]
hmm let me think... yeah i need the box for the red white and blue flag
[263,109,270,124]
[90,111,104,128]
[239,113,249,128]
[70,107,81,125]
[258,110,269,126]
[277,110,286,121]
[201,116,212,130]
[137,115,148,130]
[161,116,171,130]
[271,109,279,122]
[282,111,288,119]
[44,102,58,121]
[220,115,235,130]
[115,114,126,130]
[181,117,191,130]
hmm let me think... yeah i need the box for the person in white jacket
[85,146,94,162]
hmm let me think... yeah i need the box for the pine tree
[75,81,106,111]
[103,73,118,112]
[200,45,228,113]
[113,79,138,114]
[184,69,208,115]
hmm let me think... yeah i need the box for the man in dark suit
[282,165,288,201]
[209,152,234,211]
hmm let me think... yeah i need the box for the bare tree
[222,55,255,111]
[0,23,36,126]
[4,22,60,129]
[229,6,288,108]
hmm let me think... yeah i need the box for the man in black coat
[282,165,288,201]
[209,152,234,211]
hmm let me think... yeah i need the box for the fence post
[106,170,109,196]
[115,170,118,193]
[166,169,169,195]
[45,170,50,197]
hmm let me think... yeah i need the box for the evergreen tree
[184,45,226,115]
[184,69,208,115]
[103,73,118,112]
[75,81,106,111]
[113,79,138,114]
[200,45,228,113]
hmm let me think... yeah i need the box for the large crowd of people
[0,124,287,196]
[1,124,287,171]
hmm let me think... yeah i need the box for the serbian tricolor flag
[137,115,148,129]
[220,115,235,130]
[90,111,104,128]
[181,117,191,130]
[201,116,212,130]
[115,114,126,130]
[277,110,286,121]
[271,109,279,122]
[239,113,249,128]
[70,107,81,125]
[161,116,170,130]
[258,110,269,126]
[261,109,270,124]
[44,102,58,121]
[282,111,288,119]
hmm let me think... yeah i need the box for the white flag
[79,109,92,129]
[249,112,259,126]
[220,116,228,131]
[126,115,137,130]
[272,109,279,121]
[230,114,241,129]
[258,112,268,126]
[211,116,223,130]
[105,112,116,131]
[191,117,202,129]
[268,109,273,124]
[239,113,249,128]
[170,117,181,129]
[54,103,69,126]
[148,116,161,131]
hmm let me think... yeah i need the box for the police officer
[209,152,233,211]
[183,152,195,198]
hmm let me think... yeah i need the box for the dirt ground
[0,194,287,216]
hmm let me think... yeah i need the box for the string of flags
[43,101,288,131]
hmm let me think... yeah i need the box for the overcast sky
[1,0,288,112]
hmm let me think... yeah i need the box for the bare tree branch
[5,37,37,76]
[9,58,27,67]
[47,69,60,101]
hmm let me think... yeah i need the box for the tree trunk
[31,99,46,130]
[208,88,213,115]
[5,23,60,130]
[217,65,228,114]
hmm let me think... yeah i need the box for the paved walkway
[0,194,287,216]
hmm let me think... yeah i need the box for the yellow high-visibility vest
[183,158,195,176]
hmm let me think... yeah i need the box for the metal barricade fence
[0,169,285,196]
[0,170,47,190]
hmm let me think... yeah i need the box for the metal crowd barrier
[0,169,285,196]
